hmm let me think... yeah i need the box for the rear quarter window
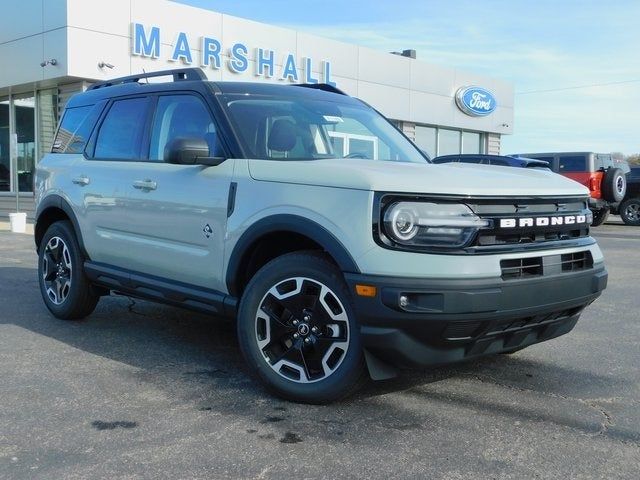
[52,104,102,154]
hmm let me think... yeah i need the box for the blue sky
[175,0,640,155]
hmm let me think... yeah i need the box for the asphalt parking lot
[1,219,639,479]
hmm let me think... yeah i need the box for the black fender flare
[226,214,360,297]
[35,195,88,257]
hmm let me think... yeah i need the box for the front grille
[500,251,593,280]
[477,227,586,246]
[468,198,591,249]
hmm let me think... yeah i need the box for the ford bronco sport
[515,152,628,226]
[35,68,608,403]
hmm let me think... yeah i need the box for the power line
[516,79,640,95]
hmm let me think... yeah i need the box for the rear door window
[94,97,150,160]
[558,155,587,172]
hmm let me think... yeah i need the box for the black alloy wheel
[237,252,367,403]
[38,221,100,320]
[620,198,640,226]
[42,235,73,305]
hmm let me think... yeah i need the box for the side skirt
[84,261,238,318]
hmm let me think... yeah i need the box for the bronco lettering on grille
[499,215,587,228]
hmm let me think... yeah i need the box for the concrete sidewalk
[0,221,34,235]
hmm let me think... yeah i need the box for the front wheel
[237,252,367,403]
[590,208,609,227]
[620,198,640,226]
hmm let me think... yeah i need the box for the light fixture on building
[390,49,417,59]
[39,59,58,67]
[98,61,115,69]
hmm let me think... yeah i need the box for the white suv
[34,68,608,403]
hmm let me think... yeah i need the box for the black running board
[84,261,237,318]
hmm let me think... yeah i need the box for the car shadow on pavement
[2,264,637,447]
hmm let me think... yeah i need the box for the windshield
[221,94,427,163]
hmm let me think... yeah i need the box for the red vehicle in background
[513,152,628,226]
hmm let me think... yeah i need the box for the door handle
[132,179,157,191]
[72,175,90,186]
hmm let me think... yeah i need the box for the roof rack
[88,68,207,91]
[293,83,348,96]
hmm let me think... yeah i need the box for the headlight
[382,201,489,248]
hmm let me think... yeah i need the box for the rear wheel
[591,208,609,227]
[237,252,367,403]
[38,221,99,320]
[620,198,640,226]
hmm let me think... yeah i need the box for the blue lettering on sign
[229,43,249,73]
[201,37,222,69]
[322,61,336,87]
[130,23,339,87]
[256,48,274,77]
[172,32,193,64]
[304,58,318,84]
[133,23,160,58]
[455,86,497,117]
[282,54,299,81]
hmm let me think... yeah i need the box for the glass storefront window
[415,125,436,158]
[413,124,485,157]
[438,128,461,156]
[462,131,481,154]
[0,98,9,191]
[38,88,58,162]
[14,95,35,192]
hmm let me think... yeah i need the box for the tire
[591,208,609,227]
[601,168,626,203]
[237,251,367,403]
[38,221,99,320]
[619,198,640,226]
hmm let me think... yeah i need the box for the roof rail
[293,83,348,96]
[88,68,207,91]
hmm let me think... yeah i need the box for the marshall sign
[130,22,336,86]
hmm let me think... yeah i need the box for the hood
[248,159,589,197]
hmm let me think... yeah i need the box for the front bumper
[344,264,607,368]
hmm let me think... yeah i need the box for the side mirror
[164,137,226,166]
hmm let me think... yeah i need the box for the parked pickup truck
[514,152,629,226]
[612,167,640,226]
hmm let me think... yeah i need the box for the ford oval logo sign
[455,86,497,117]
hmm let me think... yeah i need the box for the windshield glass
[221,94,427,163]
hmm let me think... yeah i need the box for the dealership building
[0,0,514,218]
